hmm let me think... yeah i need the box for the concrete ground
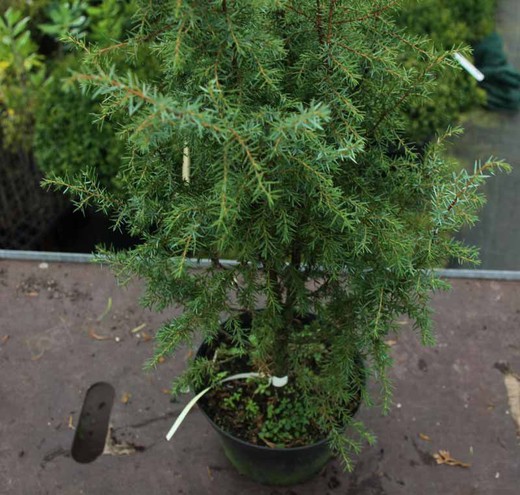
[0,260,519,495]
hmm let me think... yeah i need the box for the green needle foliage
[44,0,509,468]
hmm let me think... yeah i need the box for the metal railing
[2,249,520,280]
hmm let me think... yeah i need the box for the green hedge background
[0,0,498,186]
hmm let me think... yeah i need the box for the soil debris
[139,330,152,342]
[121,392,132,404]
[103,428,144,456]
[97,297,113,322]
[419,433,431,441]
[17,275,87,301]
[131,323,147,334]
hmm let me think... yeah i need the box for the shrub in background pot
[46,0,508,484]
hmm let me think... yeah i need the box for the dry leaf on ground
[121,392,132,404]
[433,450,470,468]
[88,329,112,341]
[1,335,10,346]
[140,330,152,342]
[385,339,398,347]
[495,362,520,435]
[419,433,431,441]
[503,372,520,435]
[504,373,520,436]
[68,415,75,430]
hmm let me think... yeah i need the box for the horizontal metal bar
[0,249,95,263]
[435,269,520,281]
[2,249,520,281]
[0,250,239,268]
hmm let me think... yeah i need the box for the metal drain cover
[71,382,115,463]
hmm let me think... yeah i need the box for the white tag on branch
[454,53,485,82]
[182,144,191,183]
[165,372,288,441]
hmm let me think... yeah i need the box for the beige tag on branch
[182,144,191,183]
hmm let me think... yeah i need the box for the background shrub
[0,1,149,189]
[397,0,497,144]
[0,0,500,186]
[33,58,125,189]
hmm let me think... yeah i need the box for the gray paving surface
[450,1,520,270]
[0,260,519,494]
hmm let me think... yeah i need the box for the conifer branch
[446,161,497,213]
[286,3,314,24]
[333,1,401,25]
[326,0,337,44]
[315,0,324,45]
[369,52,449,135]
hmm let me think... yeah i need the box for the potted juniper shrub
[45,0,508,485]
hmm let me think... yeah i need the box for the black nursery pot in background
[195,312,363,486]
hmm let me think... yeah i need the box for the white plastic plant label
[454,53,485,82]
[271,375,288,387]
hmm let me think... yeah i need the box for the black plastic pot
[199,404,332,485]
[194,312,363,485]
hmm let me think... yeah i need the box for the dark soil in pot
[195,312,364,486]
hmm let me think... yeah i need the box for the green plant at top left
[0,2,145,190]
[0,8,45,150]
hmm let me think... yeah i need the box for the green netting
[475,32,520,110]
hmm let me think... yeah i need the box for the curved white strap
[165,372,288,441]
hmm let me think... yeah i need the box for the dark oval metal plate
[71,382,115,463]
